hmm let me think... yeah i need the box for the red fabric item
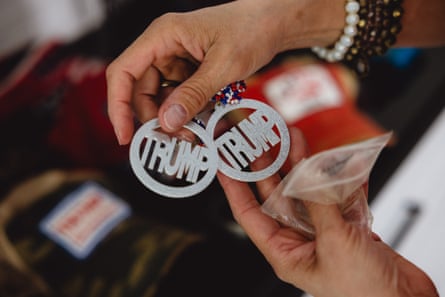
[47,56,128,167]
[0,44,69,118]
[0,43,128,168]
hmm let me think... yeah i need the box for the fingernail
[164,104,187,131]
[114,127,123,145]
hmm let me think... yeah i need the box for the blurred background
[0,0,444,296]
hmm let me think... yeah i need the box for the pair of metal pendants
[130,99,290,198]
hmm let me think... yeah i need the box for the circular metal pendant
[130,119,218,198]
[206,99,290,182]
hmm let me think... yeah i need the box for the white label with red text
[40,182,131,259]
[264,64,343,123]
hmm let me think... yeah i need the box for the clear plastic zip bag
[261,133,392,238]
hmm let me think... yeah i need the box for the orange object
[243,57,386,154]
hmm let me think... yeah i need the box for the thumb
[157,50,247,132]
[158,74,215,132]
[304,201,345,236]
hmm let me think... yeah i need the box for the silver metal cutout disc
[130,119,218,198]
[206,99,290,182]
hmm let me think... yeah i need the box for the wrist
[232,0,345,58]
[277,0,346,51]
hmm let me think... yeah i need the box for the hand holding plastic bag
[262,133,392,238]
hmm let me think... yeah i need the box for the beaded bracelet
[344,0,404,75]
[312,0,404,76]
[312,0,361,62]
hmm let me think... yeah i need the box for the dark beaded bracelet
[343,0,404,76]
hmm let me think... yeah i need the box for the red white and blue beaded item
[211,80,246,105]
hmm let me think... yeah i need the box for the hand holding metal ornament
[129,81,290,198]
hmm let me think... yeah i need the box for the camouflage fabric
[2,174,201,297]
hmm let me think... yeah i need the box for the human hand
[217,128,438,297]
[106,0,345,144]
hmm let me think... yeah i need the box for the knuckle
[151,12,183,30]
[105,61,117,80]
[272,265,292,284]
[178,82,210,113]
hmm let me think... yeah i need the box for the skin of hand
[395,0,445,47]
[106,0,445,145]
[217,127,439,297]
[106,0,345,145]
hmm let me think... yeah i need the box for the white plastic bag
[261,133,392,238]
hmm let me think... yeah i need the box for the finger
[253,127,307,201]
[287,127,309,166]
[280,127,310,175]
[158,49,247,132]
[371,232,382,241]
[132,67,161,123]
[133,67,198,142]
[304,201,345,236]
[106,39,157,144]
[217,173,281,249]
[156,57,198,83]
[106,70,136,145]
[284,128,345,235]
[249,140,281,202]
